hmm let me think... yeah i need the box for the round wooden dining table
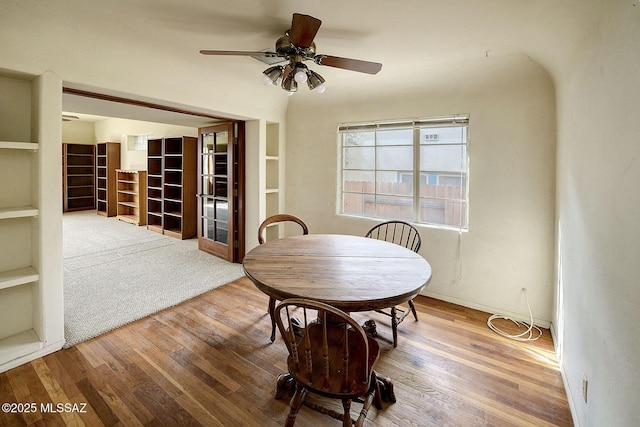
[242,233,433,313]
[243,233,432,402]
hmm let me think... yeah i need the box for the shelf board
[0,267,39,291]
[0,141,39,150]
[118,202,140,209]
[266,188,280,194]
[147,224,163,234]
[163,228,183,237]
[0,329,43,366]
[117,214,142,225]
[266,156,279,161]
[0,206,39,219]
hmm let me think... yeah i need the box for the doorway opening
[61,86,247,346]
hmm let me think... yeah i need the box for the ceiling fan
[200,13,382,95]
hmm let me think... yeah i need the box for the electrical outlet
[582,374,588,403]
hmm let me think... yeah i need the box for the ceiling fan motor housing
[276,35,316,59]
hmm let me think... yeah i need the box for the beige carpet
[63,210,244,348]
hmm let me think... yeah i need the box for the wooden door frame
[234,122,246,262]
[197,122,245,263]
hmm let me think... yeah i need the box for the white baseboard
[422,289,551,328]
[0,339,65,374]
[549,324,580,427]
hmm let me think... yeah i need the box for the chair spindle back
[275,298,372,396]
[365,220,421,253]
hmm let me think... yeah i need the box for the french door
[197,122,245,262]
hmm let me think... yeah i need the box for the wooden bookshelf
[146,136,197,239]
[96,142,121,217]
[116,170,147,226]
[63,143,95,212]
[147,138,163,233]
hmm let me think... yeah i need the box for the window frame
[338,115,469,231]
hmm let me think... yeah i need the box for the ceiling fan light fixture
[293,63,309,84]
[307,70,326,93]
[262,65,284,86]
[281,73,298,94]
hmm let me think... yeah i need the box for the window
[339,115,468,230]
[127,134,152,151]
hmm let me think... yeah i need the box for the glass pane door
[197,124,237,261]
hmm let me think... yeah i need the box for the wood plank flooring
[0,277,572,426]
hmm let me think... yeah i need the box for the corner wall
[554,2,640,425]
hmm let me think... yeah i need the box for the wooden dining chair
[258,214,309,342]
[258,213,309,245]
[274,298,394,426]
[365,220,422,347]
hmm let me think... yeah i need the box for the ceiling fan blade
[289,13,322,48]
[314,55,382,75]
[199,50,280,57]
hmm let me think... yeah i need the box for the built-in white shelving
[0,137,41,368]
[263,123,283,241]
[0,70,65,373]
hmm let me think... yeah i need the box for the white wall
[554,2,640,425]
[61,121,96,145]
[286,53,557,324]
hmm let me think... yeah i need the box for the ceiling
[51,0,601,124]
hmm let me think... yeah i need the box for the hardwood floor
[0,277,572,426]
